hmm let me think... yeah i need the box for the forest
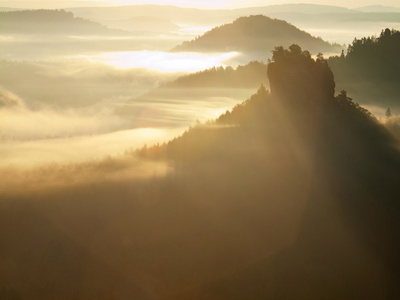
[329,28,400,109]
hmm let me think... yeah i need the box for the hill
[67,4,400,45]
[67,4,398,27]
[161,61,268,89]
[171,15,342,54]
[0,7,23,12]
[355,5,400,13]
[1,45,399,299]
[329,28,400,109]
[0,9,125,35]
[148,45,400,299]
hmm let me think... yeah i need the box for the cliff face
[267,45,335,105]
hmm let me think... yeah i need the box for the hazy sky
[1,0,399,9]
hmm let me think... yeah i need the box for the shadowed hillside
[329,28,400,109]
[145,45,400,299]
[162,61,268,89]
[171,15,343,54]
[1,45,399,299]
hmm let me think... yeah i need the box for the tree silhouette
[269,44,335,105]
[385,107,392,119]
[328,28,400,109]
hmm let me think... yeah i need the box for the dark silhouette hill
[164,61,267,88]
[171,15,342,54]
[1,45,399,299]
[329,28,400,109]
[162,61,268,89]
[0,9,126,35]
[145,45,400,299]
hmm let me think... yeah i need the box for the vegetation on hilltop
[171,15,343,54]
[329,28,400,108]
[162,61,268,89]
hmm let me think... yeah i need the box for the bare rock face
[267,44,335,106]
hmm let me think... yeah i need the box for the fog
[0,4,399,300]
[84,51,240,72]
[0,22,254,170]
[0,83,245,168]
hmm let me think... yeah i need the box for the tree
[385,107,392,119]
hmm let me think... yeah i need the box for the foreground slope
[151,45,400,299]
[1,46,399,299]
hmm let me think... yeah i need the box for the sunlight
[0,127,185,168]
[178,26,214,35]
[80,51,239,72]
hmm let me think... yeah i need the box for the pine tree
[385,107,392,119]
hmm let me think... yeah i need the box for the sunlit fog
[82,51,239,72]
[0,2,399,300]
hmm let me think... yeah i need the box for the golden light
[80,51,239,72]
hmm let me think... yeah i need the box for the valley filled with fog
[2,5,399,168]
[1,3,400,300]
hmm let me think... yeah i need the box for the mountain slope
[329,28,400,109]
[148,45,400,299]
[1,45,399,299]
[171,15,342,54]
[165,61,267,88]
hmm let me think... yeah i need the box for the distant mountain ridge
[0,9,126,35]
[0,7,23,12]
[171,15,342,54]
[67,4,400,26]
[65,3,381,22]
[65,4,400,45]
[355,5,400,13]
